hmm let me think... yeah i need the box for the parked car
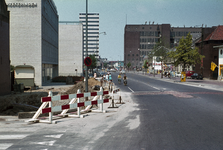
[175,72,181,77]
[186,71,195,78]
[191,73,203,80]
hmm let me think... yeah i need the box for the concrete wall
[59,23,83,76]
[6,0,58,86]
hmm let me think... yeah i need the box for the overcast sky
[53,0,223,61]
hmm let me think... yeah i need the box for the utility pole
[85,0,88,92]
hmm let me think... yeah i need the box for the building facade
[195,26,223,79]
[0,0,10,95]
[79,13,99,58]
[6,0,58,86]
[59,22,83,76]
[124,24,202,70]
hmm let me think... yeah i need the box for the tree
[148,37,169,78]
[89,54,97,73]
[126,62,131,70]
[143,59,148,69]
[168,33,205,72]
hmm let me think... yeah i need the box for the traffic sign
[84,57,92,66]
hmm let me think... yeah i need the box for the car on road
[186,71,195,78]
[191,73,203,80]
[121,70,125,74]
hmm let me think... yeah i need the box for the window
[136,54,139,56]
[128,54,130,56]
[221,50,223,55]
[132,54,134,56]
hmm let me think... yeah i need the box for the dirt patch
[0,78,104,116]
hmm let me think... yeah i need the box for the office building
[79,13,99,58]
[124,23,202,69]
[6,0,59,86]
[0,0,10,95]
[59,21,83,76]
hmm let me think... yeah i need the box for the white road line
[31,140,56,146]
[128,87,135,93]
[44,134,63,138]
[0,134,29,139]
[0,143,13,149]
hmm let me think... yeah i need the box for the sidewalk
[131,71,223,92]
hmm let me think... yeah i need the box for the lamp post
[85,0,88,92]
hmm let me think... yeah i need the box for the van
[186,71,195,78]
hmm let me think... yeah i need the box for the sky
[53,0,223,61]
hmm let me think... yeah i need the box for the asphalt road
[1,72,223,150]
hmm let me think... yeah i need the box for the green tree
[143,59,148,69]
[89,54,97,73]
[148,37,169,78]
[168,33,204,71]
[126,62,131,70]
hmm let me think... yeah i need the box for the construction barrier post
[77,89,81,117]
[49,91,53,124]
[100,87,103,112]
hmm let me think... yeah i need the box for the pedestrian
[105,73,109,81]
[109,73,112,82]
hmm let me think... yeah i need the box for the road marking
[44,134,63,138]
[0,134,28,139]
[128,87,134,93]
[31,140,56,146]
[0,143,13,149]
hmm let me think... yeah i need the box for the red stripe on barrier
[91,100,98,105]
[62,105,70,110]
[42,108,51,114]
[91,92,97,96]
[77,102,85,107]
[103,99,109,103]
[77,93,84,98]
[61,95,69,100]
[41,97,51,102]
[103,91,109,95]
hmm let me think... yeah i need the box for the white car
[175,72,181,77]
[121,70,126,74]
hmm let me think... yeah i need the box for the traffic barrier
[28,87,109,124]
[108,88,123,108]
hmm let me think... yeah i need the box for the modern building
[79,13,99,58]
[59,21,83,76]
[0,0,10,95]
[124,23,203,70]
[195,25,223,79]
[6,0,59,86]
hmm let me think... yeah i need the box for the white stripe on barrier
[98,99,103,104]
[84,92,91,97]
[70,103,77,109]
[84,101,91,106]
[69,94,77,99]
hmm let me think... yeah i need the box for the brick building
[195,25,223,79]
[0,0,10,95]
[124,24,203,69]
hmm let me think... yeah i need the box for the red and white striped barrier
[41,98,109,114]
[28,87,109,124]
[112,88,120,94]
[41,91,108,102]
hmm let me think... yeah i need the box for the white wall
[59,23,83,76]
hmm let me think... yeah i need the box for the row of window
[171,31,200,37]
[140,31,160,37]
[127,54,139,57]
[140,44,155,49]
[140,38,159,43]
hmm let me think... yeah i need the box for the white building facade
[6,0,59,86]
[59,22,83,76]
[79,13,99,58]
